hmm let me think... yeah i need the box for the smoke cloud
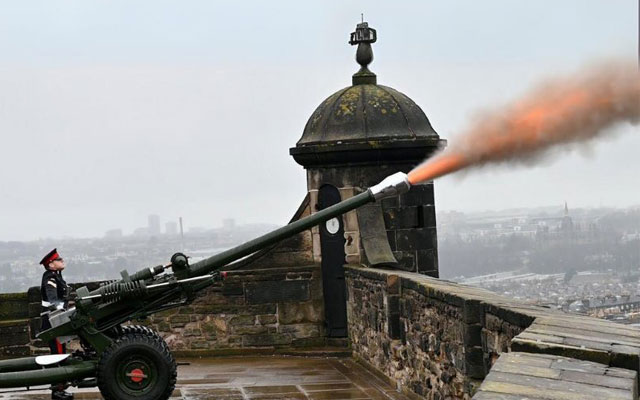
[408,60,640,185]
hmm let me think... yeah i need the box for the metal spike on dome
[349,19,377,85]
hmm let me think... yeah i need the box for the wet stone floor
[0,356,411,400]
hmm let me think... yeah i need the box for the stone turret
[290,21,445,276]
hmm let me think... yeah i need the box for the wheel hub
[127,368,147,383]
[119,358,155,392]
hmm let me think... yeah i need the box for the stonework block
[278,323,321,338]
[189,341,209,350]
[222,283,244,296]
[383,207,420,229]
[292,337,326,347]
[278,300,323,324]
[286,271,312,280]
[396,228,437,251]
[183,327,203,337]
[27,287,41,303]
[308,189,318,210]
[169,315,190,328]
[229,315,255,326]
[345,254,361,264]
[400,183,434,207]
[245,281,309,304]
[0,293,29,320]
[193,303,276,316]
[231,325,270,335]
[0,323,29,347]
[463,324,483,347]
[242,333,291,347]
[417,249,438,275]
[156,322,171,332]
[343,231,360,256]
[257,315,277,325]
[381,196,398,209]
[386,295,401,340]
[27,302,41,318]
[463,299,483,325]
[422,205,437,228]
[177,306,195,315]
[309,277,324,300]
[386,275,400,295]
[343,209,359,232]
[392,251,416,272]
[0,345,30,358]
[312,232,322,262]
[338,187,355,205]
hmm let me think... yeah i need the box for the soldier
[39,248,73,400]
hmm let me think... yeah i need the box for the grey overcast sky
[0,1,638,241]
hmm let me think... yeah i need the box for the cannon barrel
[187,171,411,277]
[76,172,409,302]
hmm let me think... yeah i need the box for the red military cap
[39,248,61,266]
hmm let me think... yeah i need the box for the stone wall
[344,265,640,399]
[0,292,32,358]
[345,267,492,398]
[5,262,640,399]
[144,265,328,355]
[1,265,330,358]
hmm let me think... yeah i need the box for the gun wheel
[116,325,169,346]
[97,333,176,400]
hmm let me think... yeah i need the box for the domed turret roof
[296,84,439,146]
[290,21,444,168]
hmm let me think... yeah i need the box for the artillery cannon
[0,172,410,399]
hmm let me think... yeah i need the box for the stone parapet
[345,265,640,399]
[473,352,637,399]
[0,292,34,357]
[145,265,328,354]
[0,265,331,358]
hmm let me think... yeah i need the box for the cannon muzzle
[369,172,411,200]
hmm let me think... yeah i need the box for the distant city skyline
[0,1,637,241]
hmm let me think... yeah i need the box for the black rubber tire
[120,325,167,344]
[108,325,169,349]
[97,333,177,400]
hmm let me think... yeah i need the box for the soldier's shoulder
[41,270,55,280]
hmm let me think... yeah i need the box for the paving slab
[473,352,638,400]
[0,356,410,400]
[512,317,640,377]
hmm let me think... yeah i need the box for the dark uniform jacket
[40,270,69,310]
[40,269,70,356]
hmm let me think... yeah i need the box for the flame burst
[407,61,640,185]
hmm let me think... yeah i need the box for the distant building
[165,221,178,236]
[104,229,123,239]
[148,214,161,236]
[133,227,149,237]
[561,201,574,233]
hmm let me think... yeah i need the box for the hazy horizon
[1,1,638,242]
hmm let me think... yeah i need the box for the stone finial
[349,20,377,85]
